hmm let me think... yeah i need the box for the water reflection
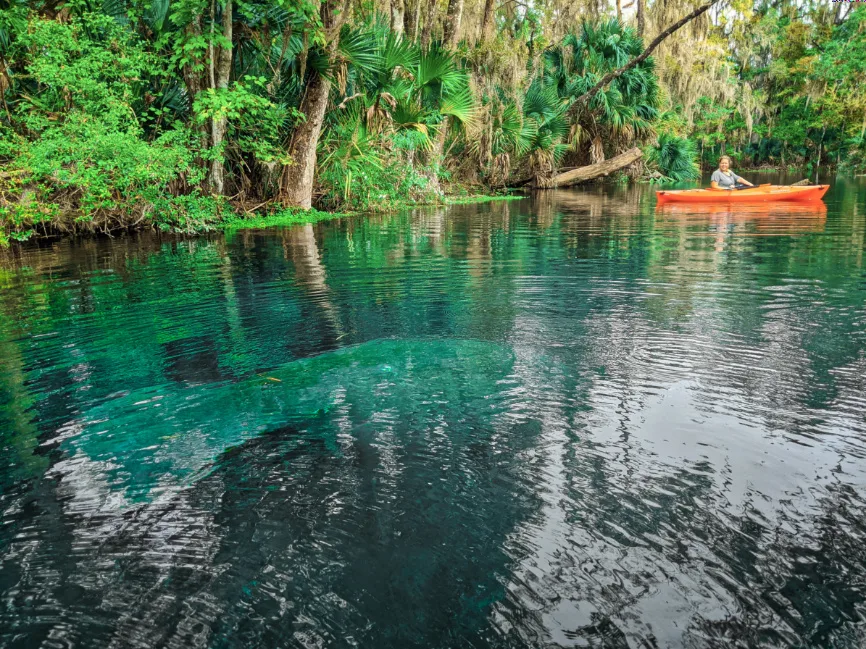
[657,201,829,236]
[1,179,866,647]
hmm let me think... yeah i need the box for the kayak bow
[656,184,829,204]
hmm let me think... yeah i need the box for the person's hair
[719,155,732,165]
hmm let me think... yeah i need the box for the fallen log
[538,147,643,188]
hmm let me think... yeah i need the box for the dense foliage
[0,0,862,244]
[666,1,866,175]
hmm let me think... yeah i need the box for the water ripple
[1,183,866,647]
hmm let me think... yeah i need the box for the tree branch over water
[575,0,722,107]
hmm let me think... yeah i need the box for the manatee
[65,338,516,500]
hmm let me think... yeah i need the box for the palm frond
[102,0,128,23]
[338,28,379,74]
[440,87,476,125]
[417,48,464,92]
[378,31,419,73]
[142,0,169,32]
[646,134,700,182]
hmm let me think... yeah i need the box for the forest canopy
[0,0,863,243]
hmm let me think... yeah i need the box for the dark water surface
[2,176,866,648]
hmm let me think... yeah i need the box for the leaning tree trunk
[210,0,232,195]
[280,74,332,208]
[279,0,348,208]
[538,148,643,188]
[574,0,720,109]
[835,0,848,25]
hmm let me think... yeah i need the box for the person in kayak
[710,156,754,190]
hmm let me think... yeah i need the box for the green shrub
[0,116,211,238]
[316,108,438,211]
[0,13,219,243]
[192,76,299,164]
[645,134,701,183]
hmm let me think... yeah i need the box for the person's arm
[735,174,754,187]
[711,180,722,189]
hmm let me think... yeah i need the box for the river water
[1,175,865,648]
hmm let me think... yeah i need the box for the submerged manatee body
[67,338,516,499]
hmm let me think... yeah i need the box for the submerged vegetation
[0,0,863,244]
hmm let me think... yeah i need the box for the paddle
[734,183,771,191]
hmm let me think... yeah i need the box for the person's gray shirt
[711,169,741,187]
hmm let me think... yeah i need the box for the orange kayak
[656,184,829,204]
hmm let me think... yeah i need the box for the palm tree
[316,22,476,206]
[521,83,571,185]
[543,20,659,165]
[467,93,527,186]
[646,133,700,182]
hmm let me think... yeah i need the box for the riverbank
[0,194,523,248]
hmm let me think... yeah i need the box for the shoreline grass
[220,207,349,231]
[219,193,522,232]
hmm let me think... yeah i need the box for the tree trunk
[280,0,348,208]
[405,0,419,42]
[442,0,464,50]
[210,0,232,195]
[432,119,448,161]
[390,0,405,37]
[183,18,209,183]
[637,0,645,36]
[429,0,463,177]
[616,0,622,23]
[538,147,642,188]
[814,126,825,183]
[281,74,332,208]
[481,0,496,43]
[420,0,439,50]
[183,19,206,101]
[835,0,848,25]
[208,0,216,90]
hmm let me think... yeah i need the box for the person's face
[719,159,730,171]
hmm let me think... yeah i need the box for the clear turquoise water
[1,177,866,647]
